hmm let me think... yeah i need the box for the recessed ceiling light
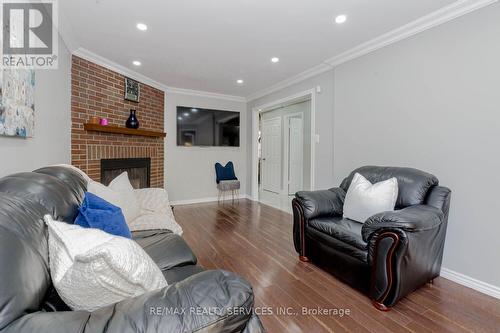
[236,79,244,84]
[136,23,148,31]
[177,116,182,120]
[191,108,198,112]
[335,15,347,24]
[271,57,280,63]
[183,112,190,117]
[132,60,141,66]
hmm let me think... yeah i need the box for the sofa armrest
[362,205,444,242]
[3,270,264,333]
[294,188,345,220]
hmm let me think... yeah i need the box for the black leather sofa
[292,166,451,310]
[0,166,264,333]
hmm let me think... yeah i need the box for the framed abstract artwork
[124,77,140,102]
[0,69,36,138]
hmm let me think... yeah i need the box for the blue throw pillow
[215,162,237,184]
[75,192,132,239]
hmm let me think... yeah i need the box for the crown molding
[72,48,246,102]
[57,5,79,52]
[325,0,498,67]
[246,63,333,102]
[165,86,246,103]
[73,48,168,91]
[246,0,498,102]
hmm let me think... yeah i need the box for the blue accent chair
[215,162,240,202]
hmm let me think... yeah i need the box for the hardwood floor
[174,199,500,333]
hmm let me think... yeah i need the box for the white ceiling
[61,0,457,97]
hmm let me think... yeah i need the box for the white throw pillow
[44,215,167,312]
[87,172,141,223]
[343,173,398,223]
[132,188,183,235]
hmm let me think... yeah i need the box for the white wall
[165,93,247,202]
[246,3,500,292]
[247,70,335,195]
[333,4,500,288]
[0,36,71,177]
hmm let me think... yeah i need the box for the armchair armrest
[295,187,345,220]
[3,270,264,333]
[362,205,444,242]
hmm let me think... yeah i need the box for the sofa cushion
[308,216,367,251]
[340,166,439,208]
[162,265,205,284]
[306,227,368,263]
[133,230,197,271]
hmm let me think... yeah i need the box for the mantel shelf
[83,123,166,138]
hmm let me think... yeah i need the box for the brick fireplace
[71,56,165,187]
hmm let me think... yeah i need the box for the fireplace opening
[101,158,151,189]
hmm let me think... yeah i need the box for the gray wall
[165,93,247,202]
[334,4,500,287]
[247,70,335,193]
[260,100,312,191]
[247,3,500,288]
[0,36,71,177]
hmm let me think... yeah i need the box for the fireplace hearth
[101,158,151,189]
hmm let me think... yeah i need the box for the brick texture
[71,56,165,187]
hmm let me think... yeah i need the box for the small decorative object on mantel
[126,109,140,129]
[99,118,109,126]
[124,77,140,102]
[89,116,100,124]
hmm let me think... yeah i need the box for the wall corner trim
[440,267,500,299]
[246,0,498,102]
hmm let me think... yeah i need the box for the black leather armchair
[292,166,451,310]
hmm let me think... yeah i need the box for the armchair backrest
[214,161,237,184]
[340,166,439,209]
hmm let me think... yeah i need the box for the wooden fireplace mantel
[83,123,166,138]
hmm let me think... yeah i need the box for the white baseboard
[440,267,500,299]
[171,194,250,206]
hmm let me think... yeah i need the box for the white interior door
[288,117,303,195]
[261,117,282,193]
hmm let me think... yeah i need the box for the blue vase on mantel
[126,109,140,129]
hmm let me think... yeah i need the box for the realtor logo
[1,0,58,69]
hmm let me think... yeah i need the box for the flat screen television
[177,106,240,147]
